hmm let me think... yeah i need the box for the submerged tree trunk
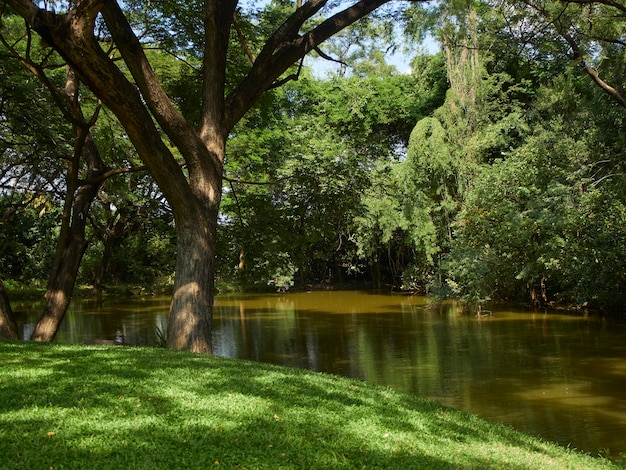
[0,279,18,340]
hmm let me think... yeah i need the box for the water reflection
[12,291,626,458]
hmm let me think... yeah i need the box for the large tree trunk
[166,207,218,353]
[0,279,18,340]
[166,135,224,353]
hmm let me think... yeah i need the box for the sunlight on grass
[0,342,620,469]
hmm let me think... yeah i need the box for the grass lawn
[0,342,619,469]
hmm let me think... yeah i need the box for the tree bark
[0,279,18,340]
[31,133,106,341]
[166,205,219,353]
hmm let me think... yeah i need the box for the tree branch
[78,164,148,186]
[225,0,405,130]
[99,1,211,171]
[561,0,626,15]
[199,0,238,145]
[13,0,193,212]
[269,55,305,89]
[233,11,255,64]
[314,45,348,67]
[524,0,626,109]
[558,24,626,108]
[581,63,626,108]
[223,174,295,186]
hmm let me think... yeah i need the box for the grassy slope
[0,342,618,470]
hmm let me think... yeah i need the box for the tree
[219,69,431,290]
[502,0,626,111]
[1,14,154,341]
[2,0,419,352]
[435,20,626,308]
[28,69,108,342]
[355,2,539,292]
[0,279,18,339]
[443,116,626,307]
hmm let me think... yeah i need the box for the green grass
[0,342,619,469]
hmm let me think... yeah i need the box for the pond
[12,290,626,459]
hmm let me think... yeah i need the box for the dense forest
[1,1,626,347]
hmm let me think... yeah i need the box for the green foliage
[441,72,626,308]
[111,223,175,286]
[0,195,60,282]
[353,32,530,292]
[558,190,626,307]
[312,3,403,78]
[0,35,71,198]
[319,74,438,152]
[361,3,626,308]
[220,70,444,289]
[0,342,618,469]
[354,159,441,288]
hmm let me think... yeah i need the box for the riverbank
[0,342,619,469]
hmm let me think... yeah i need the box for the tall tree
[2,0,419,352]
[219,68,440,290]
[0,14,151,341]
[29,69,107,342]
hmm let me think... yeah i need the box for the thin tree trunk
[31,236,89,341]
[92,237,111,296]
[0,279,18,340]
[372,250,382,289]
[92,207,135,296]
[31,174,100,341]
[31,133,105,341]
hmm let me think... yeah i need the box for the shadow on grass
[0,342,615,469]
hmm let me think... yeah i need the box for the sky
[308,33,439,78]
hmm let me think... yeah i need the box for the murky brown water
[12,290,626,458]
